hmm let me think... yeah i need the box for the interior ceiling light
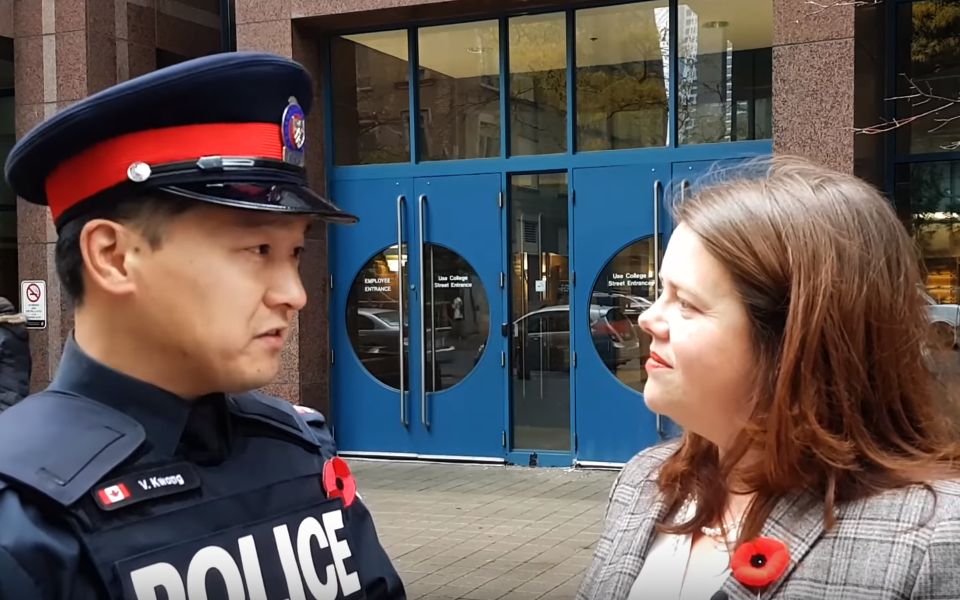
[703,20,730,28]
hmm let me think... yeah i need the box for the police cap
[3,51,358,228]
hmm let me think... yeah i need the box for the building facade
[2,0,959,467]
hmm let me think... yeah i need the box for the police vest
[0,390,404,600]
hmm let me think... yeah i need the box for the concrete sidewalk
[351,460,618,600]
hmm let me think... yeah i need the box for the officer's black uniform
[0,52,405,599]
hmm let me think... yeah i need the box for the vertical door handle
[418,194,431,428]
[654,180,664,438]
[396,195,408,426]
[653,180,663,299]
[430,245,438,406]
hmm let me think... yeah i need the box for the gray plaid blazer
[577,441,960,600]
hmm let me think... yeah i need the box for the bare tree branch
[853,75,960,150]
[803,0,881,17]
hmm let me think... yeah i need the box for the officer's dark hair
[55,193,200,304]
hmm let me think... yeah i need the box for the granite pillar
[772,0,856,174]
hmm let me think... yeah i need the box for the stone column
[773,0,856,173]
[13,0,88,390]
[13,0,220,391]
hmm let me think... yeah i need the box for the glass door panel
[509,173,571,452]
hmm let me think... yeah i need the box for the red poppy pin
[322,457,357,508]
[730,537,791,589]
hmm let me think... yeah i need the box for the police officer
[0,52,405,599]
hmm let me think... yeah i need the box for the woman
[577,156,960,600]
[0,296,30,413]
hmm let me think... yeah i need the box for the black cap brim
[157,182,358,224]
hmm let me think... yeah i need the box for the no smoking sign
[20,279,47,329]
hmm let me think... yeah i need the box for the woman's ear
[78,219,142,298]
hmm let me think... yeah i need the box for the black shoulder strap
[0,391,145,506]
[227,391,321,448]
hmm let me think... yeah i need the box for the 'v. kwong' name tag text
[93,462,201,511]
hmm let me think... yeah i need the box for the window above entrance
[328,0,773,166]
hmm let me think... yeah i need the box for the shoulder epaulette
[227,391,321,448]
[0,391,145,506]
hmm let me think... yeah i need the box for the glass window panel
[418,21,500,161]
[677,0,773,145]
[895,160,960,424]
[509,173,570,451]
[895,1,960,154]
[590,239,655,392]
[509,12,567,155]
[346,245,410,390]
[332,31,411,165]
[425,245,489,391]
[576,2,670,151]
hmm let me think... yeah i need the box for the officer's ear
[78,219,143,298]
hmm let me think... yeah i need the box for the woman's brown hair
[657,154,960,544]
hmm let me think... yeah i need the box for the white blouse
[626,499,732,600]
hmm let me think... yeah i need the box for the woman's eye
[293,247,304,259]
[678,299,693,311]
[250,244,270,256]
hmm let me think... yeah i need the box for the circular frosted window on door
[423,244,489,391]
[346,244,410,390]
[345,244,489,392]
[589,238,656,392]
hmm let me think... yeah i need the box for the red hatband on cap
[44,122,285,221]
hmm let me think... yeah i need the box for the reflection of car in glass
[507,304,646,377]
[352,308,446,389]
[591,292,652,310]
[923,292,960,350]
[356,308,402,352]
[591,292,652,321]
[356,308,452,353]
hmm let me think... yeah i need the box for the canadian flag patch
[97,483,131,506]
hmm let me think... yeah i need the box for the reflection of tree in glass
[418,24,501,160]
[842,1,960,151]
[332,36,411,165]
[510,15,567,154]
[904,1,960,150]
[576,15,669,150]
[909,163,960,251]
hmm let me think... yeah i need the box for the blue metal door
[572,163,670,465]
[330,174,505,460]
[409,174,505,459]
[331,177,415,456]
[673,158,752,200]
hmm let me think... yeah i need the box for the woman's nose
[638,298,666,338]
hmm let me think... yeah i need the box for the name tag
[93,462,201,511]
[115,499,362,600]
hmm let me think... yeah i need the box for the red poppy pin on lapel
[730,537,790,597]
[322,456,357,508]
